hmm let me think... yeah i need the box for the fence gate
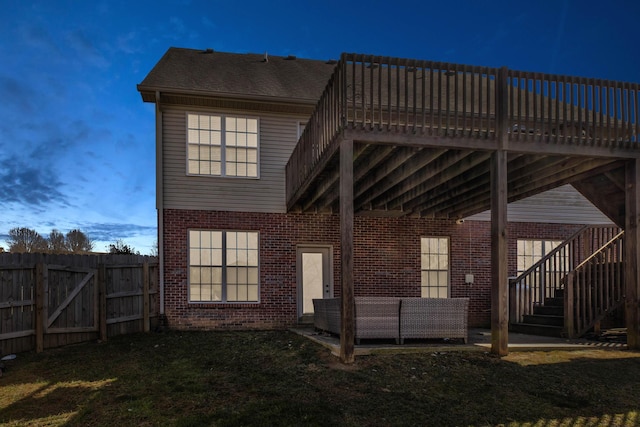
[39,265,98,350]
[1,253,158,355]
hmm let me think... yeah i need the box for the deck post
[490,150,509,356]
[625,158,640,349]
[491,66,509,356]
[340,139,355,363]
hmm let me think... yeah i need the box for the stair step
[544,297,564,307]
[533,305,564,316]
[298,314,314,326]
[523,314,564,327]
[510,323,564,338]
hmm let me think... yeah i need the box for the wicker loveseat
[313,297,469,345]
[354,297,401,344]
[399,297,469,344]
[313,297,401,343]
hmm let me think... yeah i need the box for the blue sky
[1,0,639,254]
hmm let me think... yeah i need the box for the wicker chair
[399,297,469,344]
[313,298,341,335]
[312,299,329,331]
[354,297,401,344]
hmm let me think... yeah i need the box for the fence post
[143,262,150,333]
[35,263,46,353]
[98,264,107,342]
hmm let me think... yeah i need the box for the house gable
[138,48,337,214]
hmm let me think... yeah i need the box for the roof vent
[263,52,268,63]
[326,59,338,65]
[203,48,214,54]
[285,55,297,60]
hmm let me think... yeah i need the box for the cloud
[19,24,60,53]
[115,31,141,55]
[170,16,186,35]
[201,16,215,29]
[0,75,37,114]
[164,16,199,41]
[82,222,157,243]
[0,155,68,208]
[66,29,110,68]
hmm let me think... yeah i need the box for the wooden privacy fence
[0,253,159,354]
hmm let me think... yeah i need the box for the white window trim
[297,121,307,139]
[185,112,260,179]
[420,236,450,298]
[188,229,260,304]
[516,239,563,275]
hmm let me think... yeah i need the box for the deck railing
[286,53,639,207]
[341,54,499,137]
[508,225,621,327]
[286,59,346,204]
[508,71,639,146]
[565,230,625,338]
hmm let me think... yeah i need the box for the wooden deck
[286,54,639,226]
[284,53,640,361]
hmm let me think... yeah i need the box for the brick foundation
[162,209,582,330]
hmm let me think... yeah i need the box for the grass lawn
[0,330,639,426]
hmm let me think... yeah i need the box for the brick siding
[162,209,582,330]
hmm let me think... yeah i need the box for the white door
[297,246,332,319]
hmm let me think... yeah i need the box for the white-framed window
[188,230,259,303]
[420,237,449,298]
[516,239,562,274]
[187,113,259,178]
[517,239,566,298]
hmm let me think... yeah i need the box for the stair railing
[509,225,621,326]
[564,230,625,338]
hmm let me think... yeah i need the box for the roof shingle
[138,47,336,104]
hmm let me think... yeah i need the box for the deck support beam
[490,149,509,356]
[491,66,509,356]
[625,158,640,350]
[340,139,355,363]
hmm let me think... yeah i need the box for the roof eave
[137,85,320,116]
[137,85,320,106]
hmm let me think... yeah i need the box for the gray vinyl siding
[465,185,613,224]
[162,106,305,212]
[163,106,609,223]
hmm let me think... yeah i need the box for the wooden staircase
[511,289,565,337]
[509,225,624,338]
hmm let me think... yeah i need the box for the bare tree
[150,240,158,257]
[8,227,48,253]
[66,229,94,253]
[108,239,139,255]
[48,229,67,253]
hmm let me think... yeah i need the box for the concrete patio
[291,327,628,357]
